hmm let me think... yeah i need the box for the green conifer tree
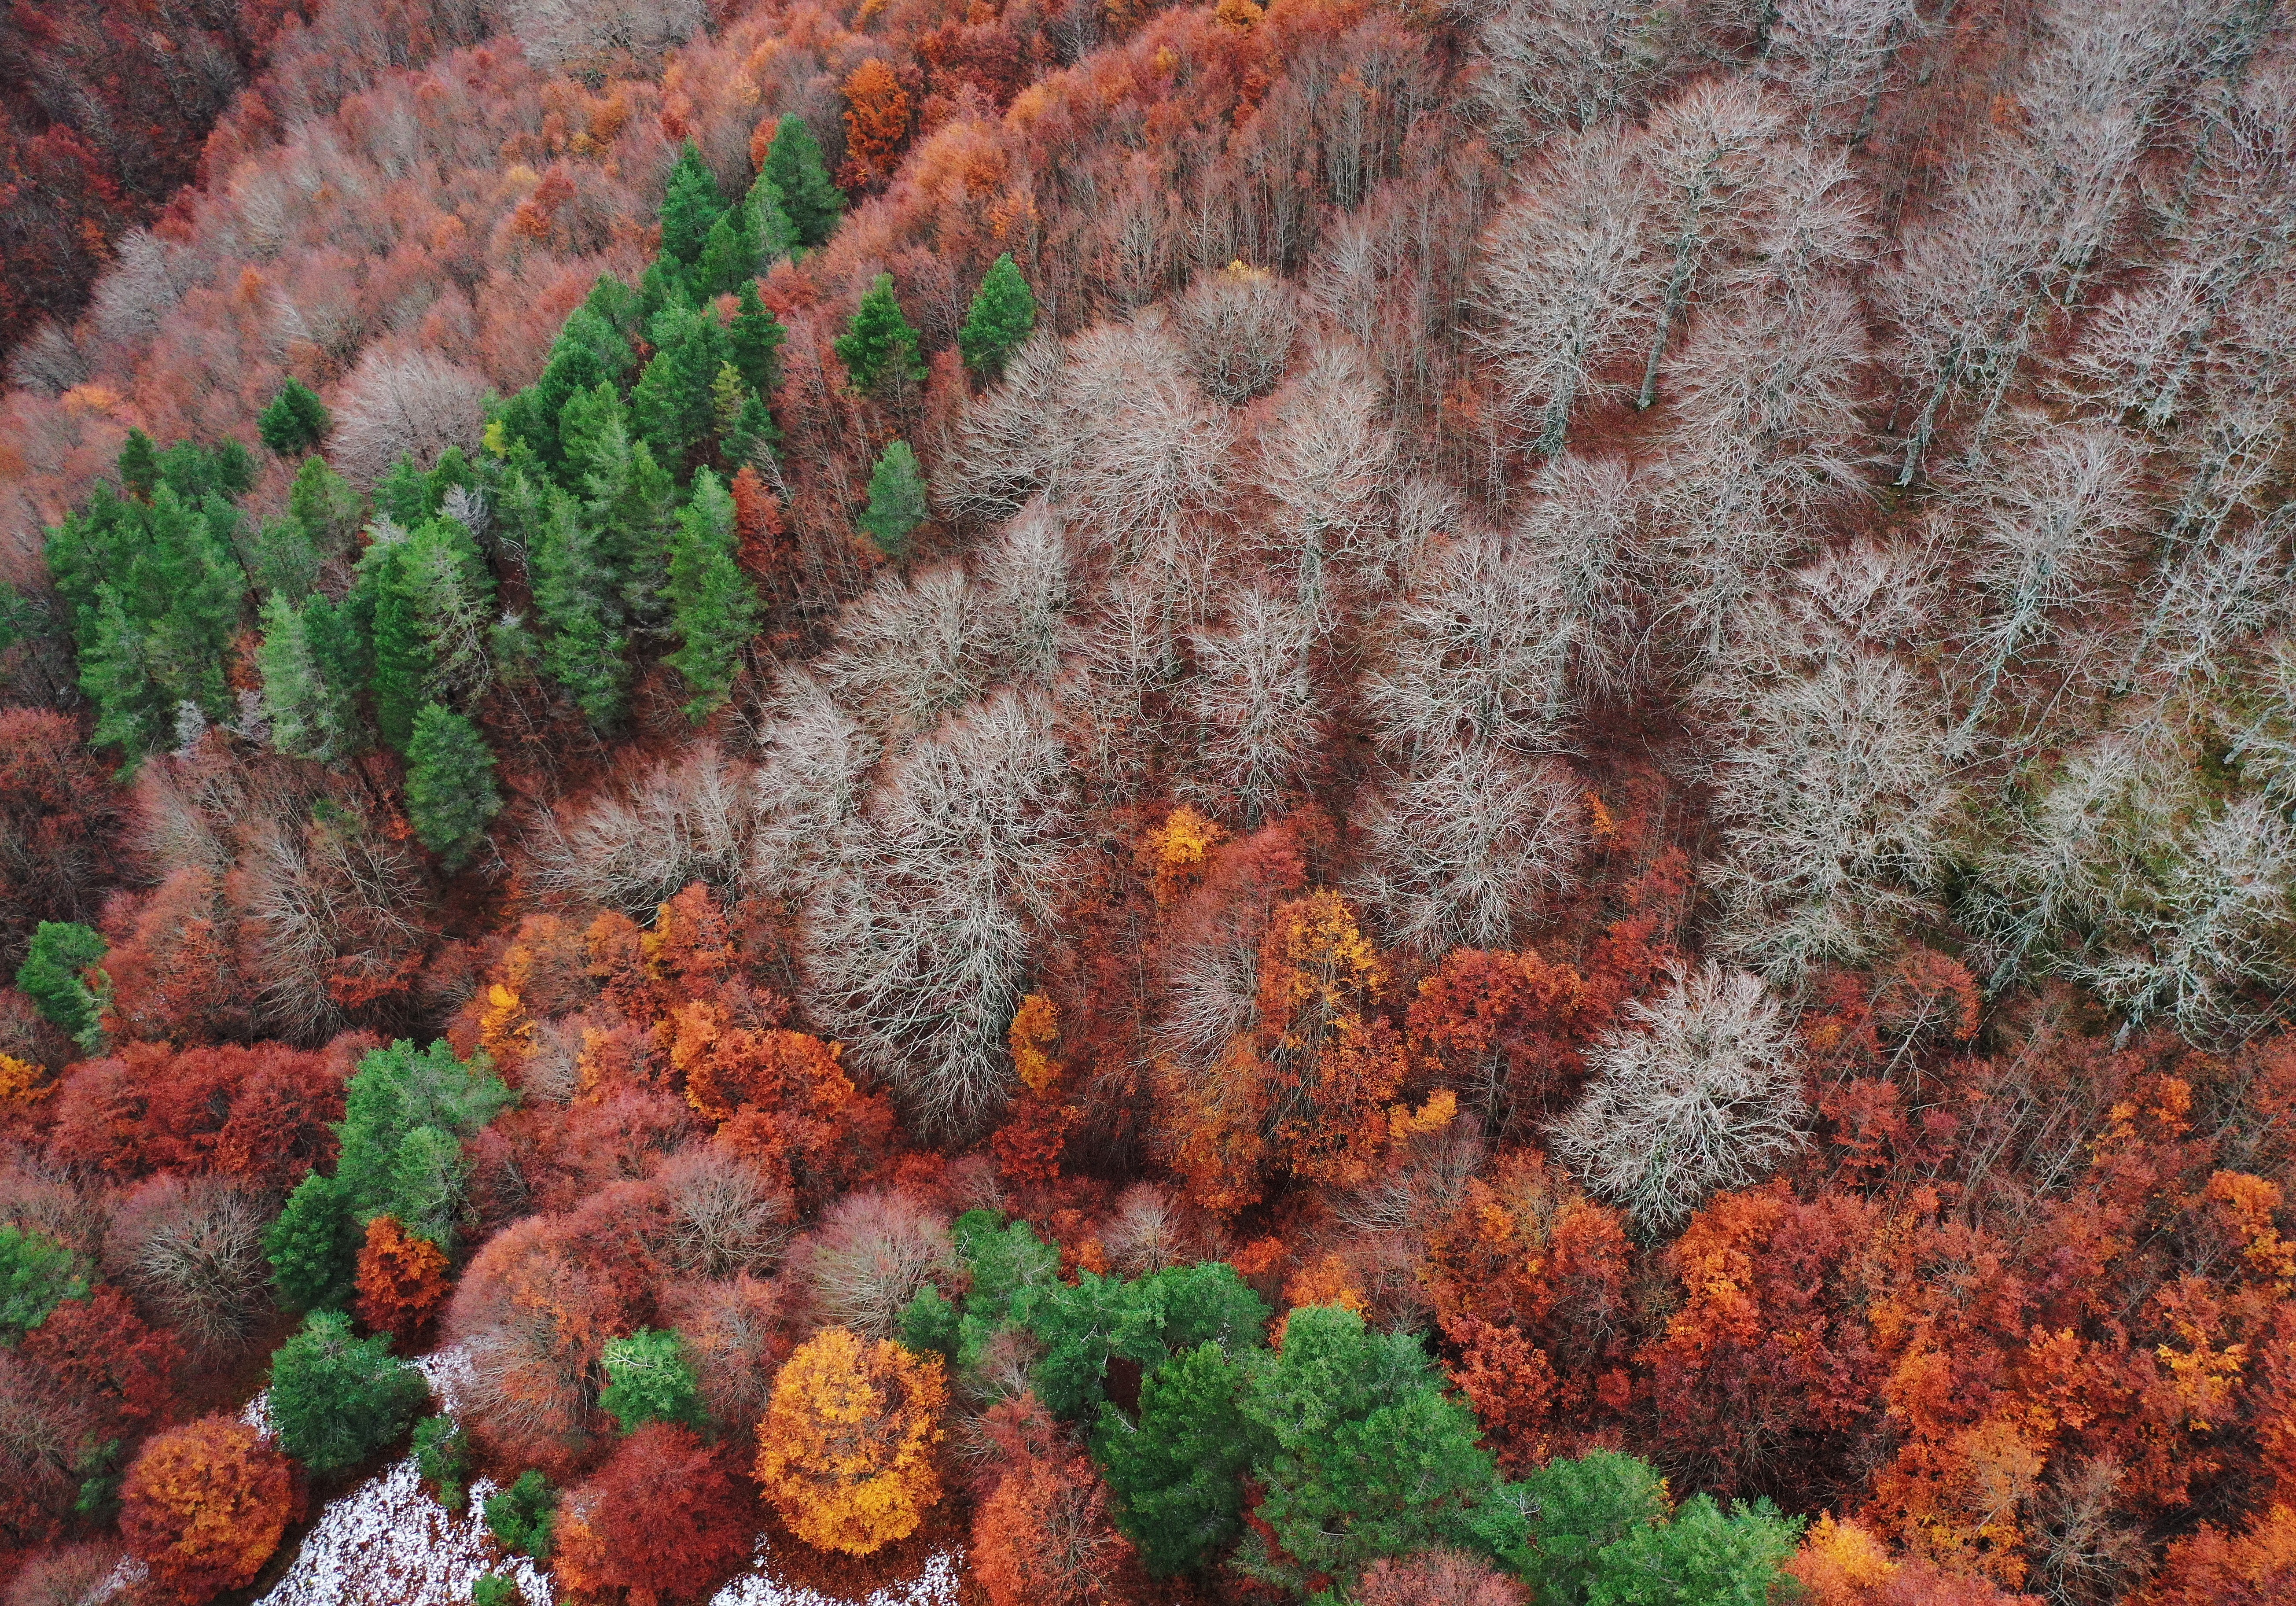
[405,704,502,872]
[401,517,496,707]
[118,429,159,500]
[359,537,430,751]
[760,115,846,248]
[15,922,109,1049]
[958,254,1038,376]
[268,1310,429,1474]
[835,273,926,398]
[632,302,733,469]
[858,440,929,561]
[266,1171,360,1314]
[258,593,357,761]
[258,379,334,457]
[658,140,727,269]
[288,454,364,558]
[747,170,800,263]
[695,202,762,301]
[527,483,629,726]
[728,280,787,395]
[665,469,756,719]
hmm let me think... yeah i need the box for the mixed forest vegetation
[4,0,2296,1602]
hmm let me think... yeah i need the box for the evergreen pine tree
[858,440,929,561]
[360,537,430,751]
[258,593,357,761]
[265,1172,360,1313]
[711,362,750,443]
[117,429,158,500]
[760,115,846,248]
[747,171,800,263]
[401,517,496,707]
[665,470,756,719]
[695,202,762,301]
[405,703,502,871]
[15,922,109,1049]
[258,379,333,457]
[725,393,780,468]
[958,254,1038,376]
[658,140,727,270]
[574,401,679,628]
[375,457,433,527]
[729,280,787,395]
[288,455,363,558]
[527,484,629,726]
[268,1311,429,1474]
[632,302,732,469]
[835,273,926,398]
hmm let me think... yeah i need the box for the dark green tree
[471,1576,523,1606]
[1094,1341,1255,1577]
[268,1310,430,1474]
[1235,1304,1514,1593]
[288,454,364,560]
[258,379,333,457]
[632,302,733,469]
[485,1470,558,1561]
[1584,1493,1803,1606]
[358,535,429,751]
[695,201,763,301]
[526,482,629,726]
[898,1286,961,1362]
[266,1171,361,1313]
[857,440,928,561]
[1519,1451,1672,1606]
[16,921,108,1048]
[760,115,845,248]
[728,280,787,396]
[414,1414,471,1512]
[600,1329,707,1434]
[118,429,159,500]
[835,273,925,398]
[658,140,727,270]
[258,593,358,762]
[958,254,1038,376]
[0,1224,87,1341]
[332,1039,514,1250]
[665,469,755,719]
[405,704,501,871]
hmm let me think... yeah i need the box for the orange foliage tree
[354,1214,451,1348]
[841,59,911,192]
[971,1448,1135,1606]
[755,1326,946,1556]
[118,1415,301,1602]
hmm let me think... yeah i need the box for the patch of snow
[257,1461,552,1606]
[706,1547,961,1606]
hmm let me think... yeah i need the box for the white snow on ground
[238,1343,960,1606]
[258,1462,552,1606]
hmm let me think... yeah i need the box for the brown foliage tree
[0,708,123,965]
[972,1448,1135,1606]
[841,60,911,192]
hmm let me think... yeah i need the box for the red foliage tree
[48,1039,346,1190]
[552,1422,760,1606]
[20,1285,181,1444]
[840,59,911,193]
[972,1446,1137,1606]
[0,708,124,965]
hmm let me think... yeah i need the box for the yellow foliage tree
[1141,805,1225,905]
[755,1326,946,1556]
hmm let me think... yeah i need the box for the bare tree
[974,500,1075,689]
[1174,262,1300,405]
[1662,283,1872,511]
[331,346,489,488]
[802,1190,952,1339]
[526,745,755,916]
[1472,0,1693,141]
[814,564,996,745]
[1547,963,1806,1231]
[1951,422,2143,742]
[106,1175,271,1355]
[504,0,706,73]
[1251,341,1397,627]
[238,796,430,1040]
[1703,645,1954,983]
[1182,589,1327,827]
[1099,1183,1186,1277]
[937,334,1074,527]
[1761,0,1924,139]
[1630,77,1782,411]
[1474,124,1655,457]
[1052,573,1181,809]
[1363,526,1579,758]
[747,670,880,906]
[1348,743,1587,955]
[802,691,1071,1139]
[656,1147,795,1280]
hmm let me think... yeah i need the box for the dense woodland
[3,0,2296,1602]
